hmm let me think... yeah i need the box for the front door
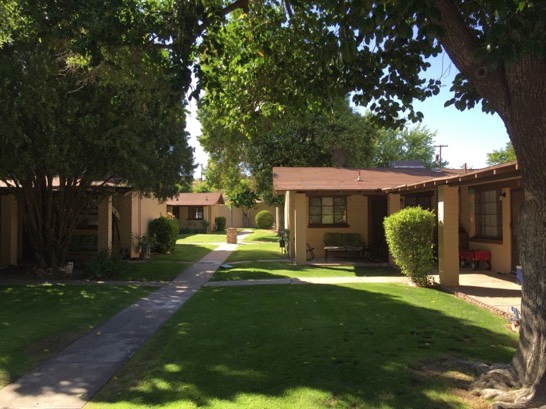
[368,196,388,261]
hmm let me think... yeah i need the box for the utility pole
[434,145,448,168]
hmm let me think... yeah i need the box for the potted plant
[136,234,155,259]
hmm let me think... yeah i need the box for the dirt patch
[412,358,492,409]
[25,330,86,361]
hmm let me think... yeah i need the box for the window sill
[470,237,503,245]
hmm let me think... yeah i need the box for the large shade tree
[0,0,198,270]
[372,125,440,168]
[196,1,546,407]
[197,6,375,202]
[199,96,378,203]
[4,0,546,405]
[487,142,517,165]
[198,5,443,203]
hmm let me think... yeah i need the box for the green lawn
[152,242,217,262]
[119,261,192,282]
[243,229,280,243]
[0,284,155,387]
[120,237,217,281]
[211,261,401,281]
[177,233,227,244]
[226,242,288,262]
[87,284,517,409]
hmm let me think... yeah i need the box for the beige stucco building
[274,161,522,286]
[0,189,278,268]
[0,190,166,267]
[167,192,277,232]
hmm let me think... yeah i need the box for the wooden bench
[324,232,364,260]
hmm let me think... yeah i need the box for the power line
[434,145,448,168]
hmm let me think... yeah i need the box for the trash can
[516,265,523,285]
[226,228,238,244]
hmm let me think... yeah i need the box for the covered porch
[273,162,522,287]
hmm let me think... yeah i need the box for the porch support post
[97,195,113,252]
[387,193,402,215]
[294,192,307,265]
[129,193,142,259]
[207,204,212,233]
[0,194,19,266]
[438,185,459,286]
[275,205,282,232]
[285,191,293,232]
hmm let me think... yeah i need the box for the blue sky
[406,52,510,169]
[187,53,510,175]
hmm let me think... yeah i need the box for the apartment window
[309,196,347,226]
[188,206,204,220]
[475,190,502,240]
[404,193,432,210]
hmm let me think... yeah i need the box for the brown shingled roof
[386,160,520,192]
[273,167,464,193]
[166,192,224,206]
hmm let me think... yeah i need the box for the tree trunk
[15,176,91,272]
[495,60,546,407]
[433,2,546,404]
[470,57,546,407]
[242,208,249,227]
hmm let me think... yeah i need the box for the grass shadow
[89,284,518,409]
[0,284,154,387]
[120,261,192,281]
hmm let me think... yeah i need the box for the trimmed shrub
[255,210,274,229]
[215,216,226,232]
[384,207,435,287]
[148,215,179,254]
[84,249,127,279]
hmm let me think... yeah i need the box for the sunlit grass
[225,242,288,262]
[177,233,227,244]
[211,261,401,281]
[120,238,216,281]
[151,243,216,262]
[243,229,280,243]
[0,284,154,387]
[87,284,518,409]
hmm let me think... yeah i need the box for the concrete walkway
[0,245,522,408]
[435,270,522,318]
[0,240,241,409]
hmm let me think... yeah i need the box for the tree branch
[196,0,249,37]
[284,0,294,19]
[433,0,511,117]
[223,0,249,15]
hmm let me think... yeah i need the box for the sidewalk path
[206,275,409,287]
[0,240,242,409]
